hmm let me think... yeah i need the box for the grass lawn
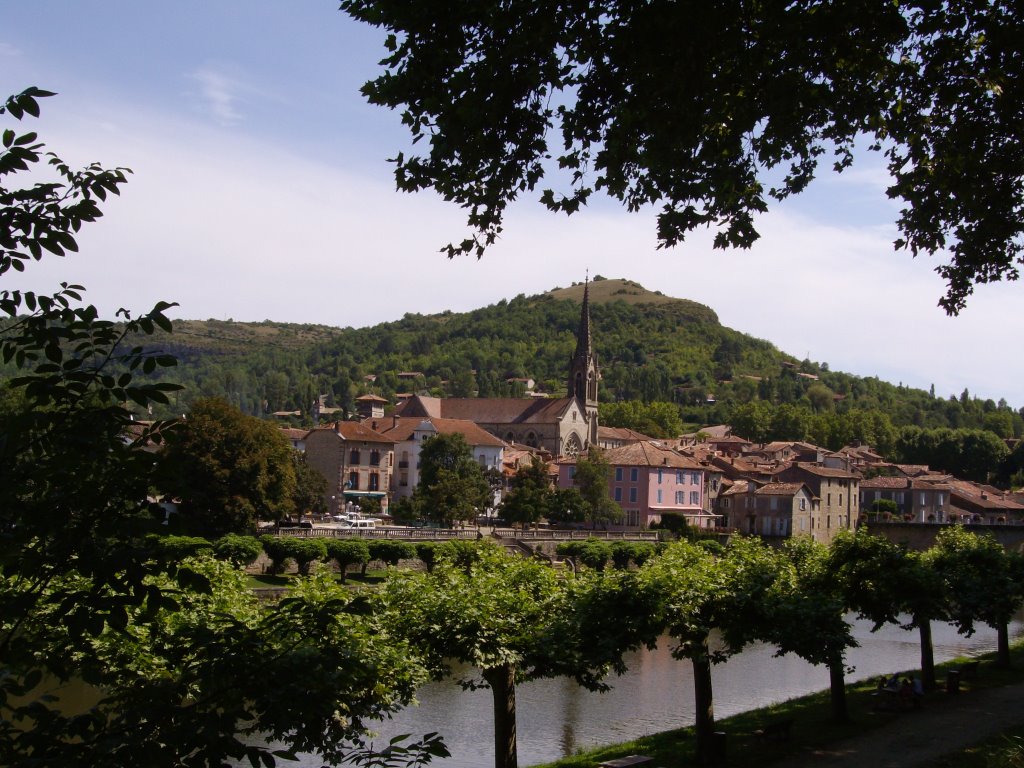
[532,645,1024,768]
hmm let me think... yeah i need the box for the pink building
[558,442,713,529]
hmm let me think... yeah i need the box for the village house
[372,416,506,502]
[303,421,396,515]
[720,481,819,538]
[355,393,388,419]
[859,476,951,522]
[279,427,309,452]
[944,479,1024,524]
[773,462,860,543]
[557,441,712,529]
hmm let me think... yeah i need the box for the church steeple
[568,276,600,444]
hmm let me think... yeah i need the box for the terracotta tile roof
[860,476,911,489]
[311,421,396,444]
[755,482,810,497]
[893,464,932,477]
[785,462,860,479]
[681,424,732,439]
[598,425,658,442]
[374,416,505,447]
[396,394,575,424]
[910,479,952,491]
[279,427,311,440]
[710,434,754,444]
[602,441,704,469]
[721,480,751,496]
[356,394,388,403]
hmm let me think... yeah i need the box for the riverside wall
[866,522,1024,552]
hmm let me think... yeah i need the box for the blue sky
[3,2,1023,407]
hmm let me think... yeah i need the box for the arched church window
[564,434,582,458]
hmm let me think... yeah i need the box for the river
[340,615,1024,768]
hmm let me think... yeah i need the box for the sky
[3,2,1022,407]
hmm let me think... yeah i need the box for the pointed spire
[574,275,592,360]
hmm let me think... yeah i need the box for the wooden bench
[753,718,794,741]
[598,756,655,768]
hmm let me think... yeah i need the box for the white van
[340,518,379,530]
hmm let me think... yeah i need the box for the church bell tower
[568,278,600,444]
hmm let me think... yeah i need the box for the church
[393,281,600,457]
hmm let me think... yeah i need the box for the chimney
[371,420,378,431]
[393,414,399,428]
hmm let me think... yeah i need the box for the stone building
[303,421,396,515]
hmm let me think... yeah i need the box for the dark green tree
[381,544,646,768]
[572,447,623,528]
[546,486,587,526]
[341,0,1024,314]
[500,455,552,529]
[158,397,298,536]
[931,527,1024,668]
[292,451,328,518]
[414,432,491,526]
[638,538,782,764]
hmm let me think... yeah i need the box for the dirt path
[786,682,1024,768]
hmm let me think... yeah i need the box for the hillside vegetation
[4,279,1020,458]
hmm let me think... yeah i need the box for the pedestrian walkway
[786,681,1024,768]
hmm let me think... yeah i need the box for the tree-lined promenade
[128,525,1024,768]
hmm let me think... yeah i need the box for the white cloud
[12,94,1024,408]
[0,42,21,57]
[187,67,251,127]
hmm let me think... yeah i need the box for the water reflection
[351,616,1024,768]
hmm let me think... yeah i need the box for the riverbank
[532,644,1024,768]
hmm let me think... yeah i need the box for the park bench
[597,756,655,767]
[753,718,794,741]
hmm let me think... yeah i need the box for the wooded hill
[85,277,1019,448]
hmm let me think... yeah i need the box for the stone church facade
[394,281,601,457]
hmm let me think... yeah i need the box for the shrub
[610,541,635,570]
[415,542,439,572]
[368,540,416,568]
[557,538,611,571]
[282,537,328,576]
[148,535,213,563]
[435,539,491,572]
[260,535,293,574]
[325,539,371,583]
[213,534,263,568]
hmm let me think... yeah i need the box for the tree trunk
[996,621,1011,668]
[917,617,935,691]
[483,664,518,768]
[692,642,716,765]
[828,655,848,723]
